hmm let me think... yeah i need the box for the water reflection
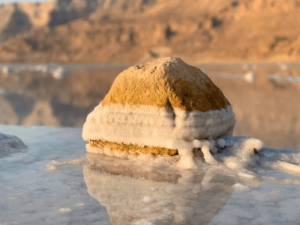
[0,64,299,149]
[0,69,120,127]
[83,153,239,225]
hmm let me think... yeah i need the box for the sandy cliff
[0,0,300,63]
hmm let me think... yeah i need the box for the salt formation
[0,133,27,157]
[83,57,235,169]
[46,157,87,171]
[52,66,65,80]
[243,71,257,83]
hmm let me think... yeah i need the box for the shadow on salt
[83,152,261,225]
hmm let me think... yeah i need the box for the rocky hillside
[0,0,300,63]
[0,0,105,41]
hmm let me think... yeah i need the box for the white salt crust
[85,136,264,171]
[83,103,235,169]
[77,136,300,175]
[82,103,235,150]
[59,208,71,213]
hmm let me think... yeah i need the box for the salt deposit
[243,71,257,83]
[84,104,235,149]
[176,148,198,169]
[83,137,300,225]
[217,138,226,148]
[86,133,300,179]
[268,74,300,83]
[83,57,235,169]
[46,157,87,171]
[59,208,72,213]
[35,65,49,73]
[1,66,11,75]
[2,125,300,224]
[52,66,65,80]
[201,143,218,165]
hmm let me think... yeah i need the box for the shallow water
[1,125,300,225]
[0,63,299,150]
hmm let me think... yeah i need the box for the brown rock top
[102,57,230,112]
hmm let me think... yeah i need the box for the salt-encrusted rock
[82,57,235,159]
[0,133,27,157]
[101,57,230,111]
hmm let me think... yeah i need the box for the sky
[0,0,51,3]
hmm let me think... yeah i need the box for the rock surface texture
[82,58,235,157]
[101,57,230,111]
[0,132,27,157]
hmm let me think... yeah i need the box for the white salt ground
[83,146,300,225]
[0,125,111,225]
[2,125,300,225]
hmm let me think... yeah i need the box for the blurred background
[0,0,299,150]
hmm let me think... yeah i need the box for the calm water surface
[0,63,299,150]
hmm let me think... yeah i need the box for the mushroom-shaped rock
[82,57,235,156]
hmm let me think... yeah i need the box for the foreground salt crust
[3,125,300,225]
[82,138,300,225]
[86,134,300,177]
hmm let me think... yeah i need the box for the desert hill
[0,0,104,41]
[0,0,300,63]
